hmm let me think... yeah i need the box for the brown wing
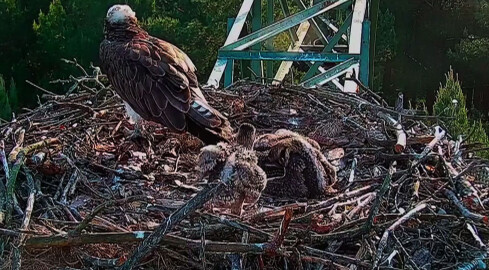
[100,37,230,139]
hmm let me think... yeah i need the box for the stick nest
[1,63,489,270]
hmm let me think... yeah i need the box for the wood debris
[0,64,488,269]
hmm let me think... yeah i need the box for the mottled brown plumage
[264,137,336,199]
[199,123,266,216]
[254,129,321,151]
[234,123,256,150]
[197,123,256,182]
[254,129,321,175]
[206,149,267,216]
[100,5,232,144]
[197,142,231,182]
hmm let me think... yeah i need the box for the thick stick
[296,184,378,220]
[23,231,273,254]
[20,170,36,233]
[347,192,376,219]
[265,208,293,255]
[444,189,489,224]
[6,138,59,225]
[120,173,238,269]
[300,245,371,268]
[0,140,8,223]
[70,196,150,236]
[11,167,36,270]
[414,126,446,163]
[363,162,396,233]
[8,129,25,162]
[201,213,274,240]
[373,203,427,268]
[377,112,406,153]
[8,137,60,163]
[6,151,25,225]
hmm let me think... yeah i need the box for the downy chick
[234,123,256,150]
[264,137,336,199]
[254,129,321,151]
[254,129,321,178]
[207,148,267,216]
[197,123,256,182]
[197,142,231,182]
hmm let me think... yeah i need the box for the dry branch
[373,203,428,268]
[378,112,406,153]
[364,162,396,233]
[24,231,277,254]
[0,75,487,269]
[120,178,244,269]
[444,189,489,224]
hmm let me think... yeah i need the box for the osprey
[100,5,232,144]
[203,124,267,217]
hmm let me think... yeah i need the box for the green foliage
[372,9,397,94]
[433,68,489,158]
[8,78,18,111]
[469,120,489,158]
[476,0,489,30]
[449,0,489,79]
[375,9,397,64]
[433,68,469,137]
[0,75,12,121]
[470,120,489,144]
[449,38,489,68]
[144,0,241,78]
[33,0,70,79]
[32,0,115,85]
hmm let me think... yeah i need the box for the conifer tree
[434,68,489,158]
[433,68,470,138]
[470,120,489,158]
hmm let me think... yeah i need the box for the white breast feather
[124,101,142,124]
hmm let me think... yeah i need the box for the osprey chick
[207,147,267,217]
[199,123,266,216]
[254,129,321,151]
[197,142,232,182]
[100,5,232,144]
[264,136,336,199]
[197,123,257,183]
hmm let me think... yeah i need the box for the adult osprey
[100,5,232,144]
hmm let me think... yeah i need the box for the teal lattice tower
[206,0,375,92]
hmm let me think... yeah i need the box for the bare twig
[364,162,396,233]
[26,80,59,97]
[444,189,489,224]
[373,203,428,268]
[120,175,244,269]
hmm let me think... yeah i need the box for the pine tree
[433,68,489,158]
[470,120,489,159]
[433,68,470,138]
[8,77,18,111]
[0,75,12,121]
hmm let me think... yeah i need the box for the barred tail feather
[187,98,233,144]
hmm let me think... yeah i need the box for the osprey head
[106,4,136,24]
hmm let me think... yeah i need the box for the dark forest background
[0,0,489,124]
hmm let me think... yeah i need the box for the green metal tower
[206,0,373,93]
